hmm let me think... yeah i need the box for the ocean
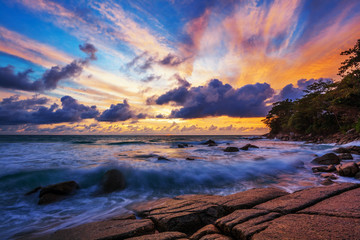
[0,135,359,239]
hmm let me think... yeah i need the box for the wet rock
[320,178,334,185]
[320,173,337,179]
[158,156,171,161]
[335,146,360,154]
[39,218,154,240]
[101,169,126,193]
[355,172,360,179]
[240,144,259,150]
[223,147,239,152]
[254,156,266,161]
[252,214,360,240]
[334,147,351,153]
[202,140,217,146]
[178,144,189,148]
[339,153,353,160]
[300,187,360,218]
[186,157,195,161]
[336,162,359,177]
[254,183,359,213]
[190,224,220,240]
[312,164,336,173]
[25,186,42,196]
[126,231,187,240]
[38,181,79,205]
[311,153,340,165]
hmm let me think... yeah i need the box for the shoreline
[34,183,360,240]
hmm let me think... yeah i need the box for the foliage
[264,39,360,136]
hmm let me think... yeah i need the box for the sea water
[0,135,359,239]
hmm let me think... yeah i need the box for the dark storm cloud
[151,79,274,118]
[158,53,185,66]
[0,43,97,92]
[97,100,143,122]
[0,95,99,125]
[79,43,98,60]
[274,78,333,101]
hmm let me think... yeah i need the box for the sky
[0,0,359,135]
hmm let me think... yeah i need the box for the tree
[338,39,360,77]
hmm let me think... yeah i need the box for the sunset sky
[0,0,359,134]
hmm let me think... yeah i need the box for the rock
[311,153,340,165]
[300,187,360,218]
[38,181,79,205]
[25,186,42,196]
[158,156,170,161]
[101,169,126,193]
[252,214,360,240]
[223,147,239,152]
[199,234,232,240]
[203,140,216,146]
[312,165,336,173]
[217,188,288,212]
[39,218,154,240]
[355,172,360,179]
[336,162,359,177]
[126,231,187,240]
[321,178,334,185]
[129,194,226,234]
[320,173,337,179]
[334,147,351,153]
[190,224,220,240]
[240,144,259,150]
[215,209,269,234]
[178,144,189,148]
[339,153,353,160]
[186,157,195,161]
[254,183,359,213]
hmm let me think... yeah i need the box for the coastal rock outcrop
[336,162,359,177]
[38,183,360,240]
[101,169,126,193]
[38,181,79,205]
[311,153,340,165]
[240,144,259,150]
[224,147,239,152]
[339,153,353,160]
[203,139,217,146]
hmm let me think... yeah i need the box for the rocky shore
[35,182,360,240]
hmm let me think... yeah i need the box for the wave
[107,141,147,146]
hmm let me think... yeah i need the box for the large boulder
[38,181,79,205]
[240,144,259,150]
[335,146,360,154]
[336,162,359,177]
[311,153,340,165]
[224,147,239,152]
[203,139,217,146]
[312,164,336,173]
[101,169,126,193]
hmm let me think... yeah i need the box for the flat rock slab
[38,219,154,240]
[300,187,360,218]
[254,183,359,213]
[216,187,289,211]
[252,214,360,240]
[199,234,232,240]
[125,231,187,240]
[190,224,220,240]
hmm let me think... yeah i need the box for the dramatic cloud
[0,43,97,92]
[79,43,98,60]
[0,95,99,125]
[274,78,333,101]
[97,100,144,122]
[151,79,274,118]
[158,54,185,67]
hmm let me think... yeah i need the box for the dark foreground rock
[38,181,79,205]
[36,183,360,240]
[101,169,126,193]
[336,162,359,177]
[239,144,259,150]
[311,153,340,165]
[224,147,239,152]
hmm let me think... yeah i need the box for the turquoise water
[0,135,358,239]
